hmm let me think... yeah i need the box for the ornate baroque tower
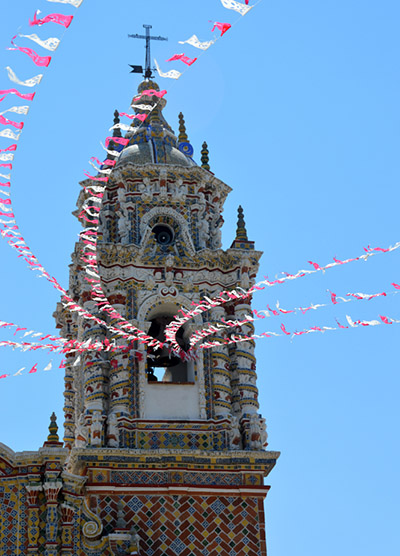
[0,80,279,556]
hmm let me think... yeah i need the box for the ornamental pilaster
[60,503,75,556]
[25,483,43,556]
[43,479,63,556]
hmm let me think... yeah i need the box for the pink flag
[328,290,338,304]
[336,319,348,329]
[364,244,390,253]
[133,89,167,101]
[120,112,148,122]
[0,144,17,153]
[267,304,279,316]
[90,156,116,167]
[8,38,51,67]
[391,282,400,290]
[134,113,147,121]
[0,114,24,129]
[0,163,12,169]
[0,374,9,379]
[30,11,73,28]
[83,171,109,182]
[252,309,266,319]
[280,323,291,336]
[167,53,197,66]
[29,363,38,373]
[0,89,35,101]
[380,315,392,324]
[105,136,129,148]
[308,260,322,270]
[211,22,232,36]
[0,211,14,217]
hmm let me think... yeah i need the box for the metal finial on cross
[128,24,168,79]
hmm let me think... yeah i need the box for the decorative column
[210,307,233,419]
[25,483,42,556]
[43,479,63,556]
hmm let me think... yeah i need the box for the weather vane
[128,24,168,79]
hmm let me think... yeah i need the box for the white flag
[46,0,83,6]
[154,59,182,80]
[18,33,60,52]
[0,153,14,161]
[0,105,29,116]
[220,0,253,16]
[0,128,21,140]
[5,67,43,88]
[178,35,215,51]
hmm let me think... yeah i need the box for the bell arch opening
[145,304,194,384]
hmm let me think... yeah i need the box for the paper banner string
[178,35,215,51]
[154,58,182,80]
[211,22,232,36]
[8,37,52,67]
[29,11,74,28]
[5,67,43,88]
[189,284,399,347]
[0,88,35,101]
[166,53,197,66]
[196,312,400,349]
[249,241,400,291]
[220,0,253,16]
[18,33,60,51]
[47,0,83,6]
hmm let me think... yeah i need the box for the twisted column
[210,307,233,419]
[234,303,259,418]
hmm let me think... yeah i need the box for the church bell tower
[50,79,280,556]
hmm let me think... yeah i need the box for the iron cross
[128,24,168,79]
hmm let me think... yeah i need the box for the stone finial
[47,412,59,442]
[201,141,210,170]
[178,112,189,143]
[235,205,248,241]
[230,205,255,250]
[113,109,122,138]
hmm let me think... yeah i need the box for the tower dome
[116,80,197,167]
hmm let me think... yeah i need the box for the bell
[149,346,181,368]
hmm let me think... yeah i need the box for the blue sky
[0,1,399,555]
